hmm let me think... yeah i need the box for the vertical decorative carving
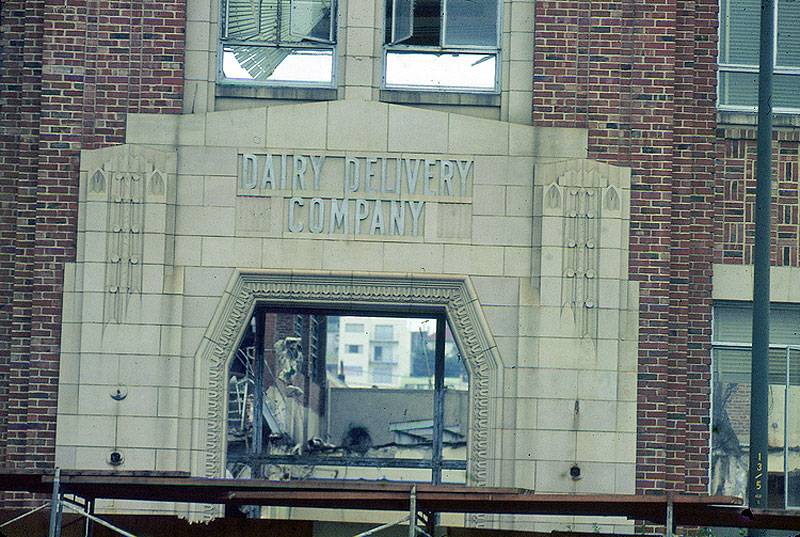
[539,160,629,339]
[81,145,174,323]
[105,170,145,322]
[561,186,599,337]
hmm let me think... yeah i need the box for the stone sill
[380,89,500,107]
[216,84,338,101]
[718,110,800,128]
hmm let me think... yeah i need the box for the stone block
[327,101,388,152]
[578,370,618,401]
[502,247,531,278]
[177,146,237,176]
[204,176,237,206]
[472,185,506,216]
[175,236,202,266]
[536,399,577,430]
[126,114,178,146]
[387,105,449,154]
[205,107,266,147]
[117,417,180,449]
[119,355,182,387]
[201,236,261,267]
[448,114,509,155]
[266,102,328,150]
[56,414,117,447]
[176,206,235,236]
[482,305,519,337]
[516,367,577,399]
[383,242,444,273]
[472,216,531,246]
[506,185,532,216]
[471,276,520,306]
[442,245,504,276]
[263,238,324,270]
[185,50,210,81]
[321,240,384,271]
[532,127,588,159]
[509,124,535,156]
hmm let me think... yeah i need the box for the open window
[225,305,469,493]
[383,0,500,92]
[220,0,336,86]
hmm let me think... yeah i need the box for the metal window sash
[233,307,466,484]
[718,1,800,70]
[441,0,502,49]
[222,0,337,45]
[380,48,501,93]
[711,342,800,510]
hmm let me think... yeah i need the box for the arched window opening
[225,305,469,487]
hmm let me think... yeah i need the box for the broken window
[383,0,500,91]
[225,306,469,492]
[220,0,336,85]
[711,302,800,508]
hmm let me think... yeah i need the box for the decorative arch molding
[192,270,503,500]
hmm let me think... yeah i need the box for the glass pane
[442,324,468,479]
[222,46,334,84]
[777,0,800,68]
[718,71,758,108]
[787,348,800,507]
[388,0,441,46]
[289,0,333,42]
[774,74,800,110]
[226,0,279,41]
[719,0,760,64]
[385,51,496,90]
[443,0,498,47]
[711,346,787,507]
[714,302,800,346]
[389,0,415,44]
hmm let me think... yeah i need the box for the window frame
[381,0,504,94]
[218,0,339,89]
[711,300,800,510]
[225,304,468,485]
[717,0,800,113]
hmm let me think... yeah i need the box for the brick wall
[0,0,184,485]
[533,0,719,494]
[716,128,800,265]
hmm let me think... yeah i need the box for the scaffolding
[2,468,800,536]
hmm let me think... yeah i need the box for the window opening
[383,0,500,91]
[225,306,468,495]
[711,301,800,509]
[718,0,800,111]
[220,0,336,86]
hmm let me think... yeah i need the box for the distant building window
[383,0,500,92]
[346,344,362,353]
[711,301,800,507]
[374,324,394,340]
[345,323,365,333]
[718,0,800,111]
[220,0,336,86]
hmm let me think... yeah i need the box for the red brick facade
[533,0,720,495]
[0,0,185,479]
